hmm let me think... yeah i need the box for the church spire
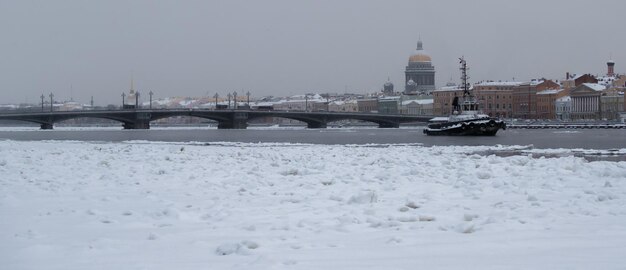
[130,74,135,94]
[417,36,423,51]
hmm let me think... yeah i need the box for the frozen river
[1,140,625,269]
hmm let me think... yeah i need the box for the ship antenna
[459,57,470,97]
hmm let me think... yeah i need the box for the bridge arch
[247,112,405,128]
[149,115,219,127]
[247,114,327,128]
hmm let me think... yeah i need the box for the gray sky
[1,0,624,105]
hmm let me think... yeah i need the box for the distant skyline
[1,0,624,105]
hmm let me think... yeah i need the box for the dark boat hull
[423,119,506,136]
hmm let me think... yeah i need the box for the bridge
[0,109,433,129]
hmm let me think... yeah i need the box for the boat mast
[459,57,475,111]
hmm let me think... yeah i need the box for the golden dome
[409,53,431,62]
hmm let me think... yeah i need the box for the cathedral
[404,39,436,95]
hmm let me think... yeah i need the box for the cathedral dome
[408,39,431,63]
[409,54,432,63]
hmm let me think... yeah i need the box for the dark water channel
[0,126,624,161]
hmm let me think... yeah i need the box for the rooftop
[582,83,606,91]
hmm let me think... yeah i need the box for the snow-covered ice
[1,140,625,269]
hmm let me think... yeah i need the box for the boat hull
[423,119,506,136]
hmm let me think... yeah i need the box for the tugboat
[423,57,506,136]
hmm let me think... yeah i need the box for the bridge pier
[217,112,248,129]
[123,112,151,129]
[123,120,150,129]
[378,122,400,128]
[40,123,53,130]
[307,122,327,128]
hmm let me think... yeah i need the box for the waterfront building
[562,73,598,90]
[404,39,435,95]
[432,86,464,116]
[328,100,358,112]
[357,99,378,113]
[474,81,522,118]
[570,83,606,120]
[378,96,400,114]
[536,88,568,119]
[272,94,325,111]
[510,80,560,119]
[555,96,572,120]
[400,99,433,115]
[600,94,624,120]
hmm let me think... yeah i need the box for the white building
[400,99,433,115]
[555,96,571,120]
[328,100,358,112]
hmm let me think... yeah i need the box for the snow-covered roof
[402,99,433,105]
[379,96,401,101]
[597,76,617,86]
[251,102,276,107]
[537,89,564,95]
[582,83,606,91]
[475,81,524,86]
[529,79,545,86]
[434,86,465,92]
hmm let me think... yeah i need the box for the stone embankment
[508,123,626,129]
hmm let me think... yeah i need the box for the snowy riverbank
[1,140,625,269]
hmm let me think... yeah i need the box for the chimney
[607,60,615,76]
[566,72,570,79]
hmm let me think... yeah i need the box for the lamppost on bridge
[40,94,45,112]
[227,93,232,109]
[149,91,153,109]
[135,91,140,109]
[214,93,219,109]
[49,93,54,112]
[121,93,126,109]
[233,91,238,109]
[246,91,251,106]
[326,93,330,111]
[305,94,308,112]
[90,96,94,110]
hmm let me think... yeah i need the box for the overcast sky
[1,0,624,105]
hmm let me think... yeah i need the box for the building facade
[536,88,568,119]
[357,99,378,113]
[378,97,400,114]
[474,81,521,118]
[562,73,598,90]
[570,83,605,120]
[328,100,358,112]
[432,86,464,116]
[555,96,572,120]
[600,94,624,120]
[400,99,433,115]
[510,80,560,119]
